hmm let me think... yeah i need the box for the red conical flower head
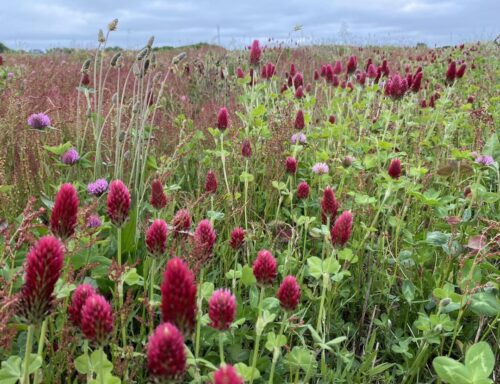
[69,284,96,327]
[193,219,217,259]
[80,294,114,345]
[147,322,187,380]
[297,181,310,199]
[285,157,298,174]
[205,170,218,194]
[253,249,277,286]
[388,158,402,179]
[208,289,237,331]
[150,179,168,210]
[146,219,168,257]
[50,183,79,240]
[249,40,261,66]
[347,56,357,74]
[18,236,64,324]
[321,187,339,223]
[107,180,131,227]
[294,110,305,130]
[331,211,353,246]
[213,364,244,384]
[456,63,466,78]
[241,139,252,158]
[172,209,191,237]
[161,257,197,335]
[217,107,229,131]
[229,227,245,250]
[277,275,301,311]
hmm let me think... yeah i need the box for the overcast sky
[1,0,498,50]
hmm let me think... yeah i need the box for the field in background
[0,34,498,384]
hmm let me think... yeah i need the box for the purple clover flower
[86,215,102,228]
[312,162,329,175]
[87,179,108,197]
[61,148,80,165]
[291,133,307,145]
[475,155,495,166]
[27,113,51,129]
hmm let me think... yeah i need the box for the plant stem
[250,287,265,384]
[33,320,48,384]
[219,332,225,364]
[316,273,329,334]
[22,325,34,384]
[116,228,126,348]
[220,134,231,197]
[269,315,287,384]
[99,347,105,384]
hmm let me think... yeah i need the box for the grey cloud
[1,0,498,50]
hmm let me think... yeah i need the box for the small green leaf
[402,280,416,303]
[432,357,472,384]
[123,268,144,286]
[239,172,254,183]
[465,342,495,379]
[265,332,287,351]
[241,266,256,286]
[234,362,260,381]
[43,141,73,155]
[74,353,92,375]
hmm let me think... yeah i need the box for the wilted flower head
[253,249,277,286]
[69,284,96,327]
[277,275,301,311]
[107,180,131,226]
[61,148,80,165]
[50,183,79,240]
[475,155,494,166]
[312,162,329,175]
[208,289,237,331]
[150,179,168,210]
[147,323,186,380]
[213,364,244,384]
[328,115,336,124]
[285,157,298,174]
[87,179,108,197]
[161,257,197,335]
[80,294,114,345]
[205,171,218,194]
[331,211,353,246]
[241,139,252,158]
[388,158,402,179]
[172,209,191,236]
[146,219,168,257]
[28,113,51,129]
[86,215,102,228]
[217,107,229,131]
[291,133,307,145]
[18,236,64,324]
[249,40,262,66]
[342,155,354,168]
[294,110,305,130]
[229,227,245,250]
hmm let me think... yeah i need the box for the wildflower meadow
[0,19,499,384]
